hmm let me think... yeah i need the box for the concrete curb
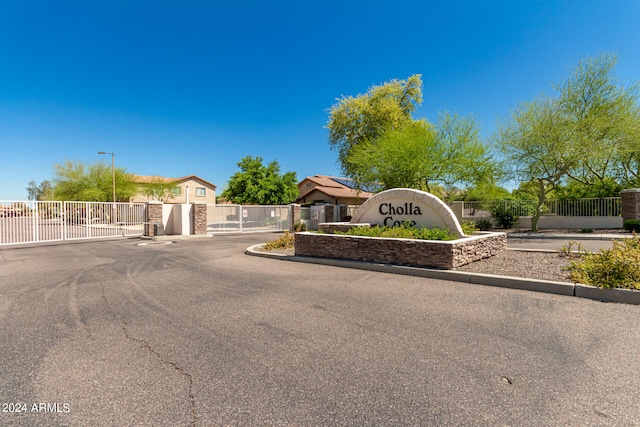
[245,244,640,305]
[140,234,213,241]
[508,233,633,241]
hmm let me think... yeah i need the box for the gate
[0,201,146,246]
[64,202,146,240]
[207,205,290,233]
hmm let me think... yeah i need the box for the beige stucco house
[297,175,373,205]
[130,175,217,204]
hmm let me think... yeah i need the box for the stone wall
[294,232,507,269]
[622,189,640,222]
[192,202,207,235]
[144,202,163,237]
[289,204,301,231]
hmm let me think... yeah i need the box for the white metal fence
[461,197,621,218]
[0,201,146,246]
[207,205,290,233]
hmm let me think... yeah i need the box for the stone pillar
[192,202,207,235]
[145,202,163,237]
[337,204,348,222]
[621,189,640,222]
[324,205,335,222]
[289,204,301,231]
[451,201,464,222]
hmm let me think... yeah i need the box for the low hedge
[568,235,640,290]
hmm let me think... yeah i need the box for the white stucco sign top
[350,188,465,237]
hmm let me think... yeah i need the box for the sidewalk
[506,230,633,252]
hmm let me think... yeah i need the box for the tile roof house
[297,175,374,205]
[130,175,217,204]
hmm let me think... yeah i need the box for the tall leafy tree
[326,75,423,176]
[222,156,298,205]
[348,113,496,198]
[559,52,640,187]
[52,160,136,201]
[140,177,179,203]
[496,52,640,231]
[496,96,577,231]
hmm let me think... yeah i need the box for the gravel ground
[256,246,579,283]
[454,250,575,283]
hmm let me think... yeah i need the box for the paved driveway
[1,235,639,426]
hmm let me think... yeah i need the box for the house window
[171,187,181,195]
[306,182,312,188]
[196,187,206,197]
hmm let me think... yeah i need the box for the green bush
[336,221,457,241]
[461,220,478,236]
[475,218,493,231]
[623,219,640,232]
[264,231,295,250]
[490,204,519,229]
[568,235,640,289]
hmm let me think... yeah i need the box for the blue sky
[1,0,639,200]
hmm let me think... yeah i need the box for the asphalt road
[1,235,639,426]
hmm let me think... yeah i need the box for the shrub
[264,231,295,250]
[461,220,478,235]
[490,204,519,229]
[567,235,640,289]
[580,228,593,233]
[475,218,493,231]
[293,222,307,232]
[558,240,588,258]
[336,221,457,241]
[623,219,640,232]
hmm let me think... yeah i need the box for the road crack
[102,286,196,426]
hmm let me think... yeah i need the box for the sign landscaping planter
[294,231,507,269]
[295,188,507,269]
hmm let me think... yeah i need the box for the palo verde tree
[347,112,497,198]
[496,52,640,231]
[326,75,423,176]
[140,177,179,203]
[327,75,498,197]
[221,156,298,205]
[52,160,137,202]
[559,52,640,188]
[496,96,577,231]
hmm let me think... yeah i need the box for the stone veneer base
[294,231,507,269]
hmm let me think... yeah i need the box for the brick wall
[294,232,507,269]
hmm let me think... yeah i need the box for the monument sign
[350,188,465,237]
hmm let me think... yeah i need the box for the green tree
[496,52,639,231]
[26,180,54,200]
[496,96,577,231]
[140,177,179,203]
[326,75,423,176]
[347,113,497,199]
[52,160,136,201]
[559,53,640,188]
[221,156,298,205]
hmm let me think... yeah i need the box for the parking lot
[1,235,639,426]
